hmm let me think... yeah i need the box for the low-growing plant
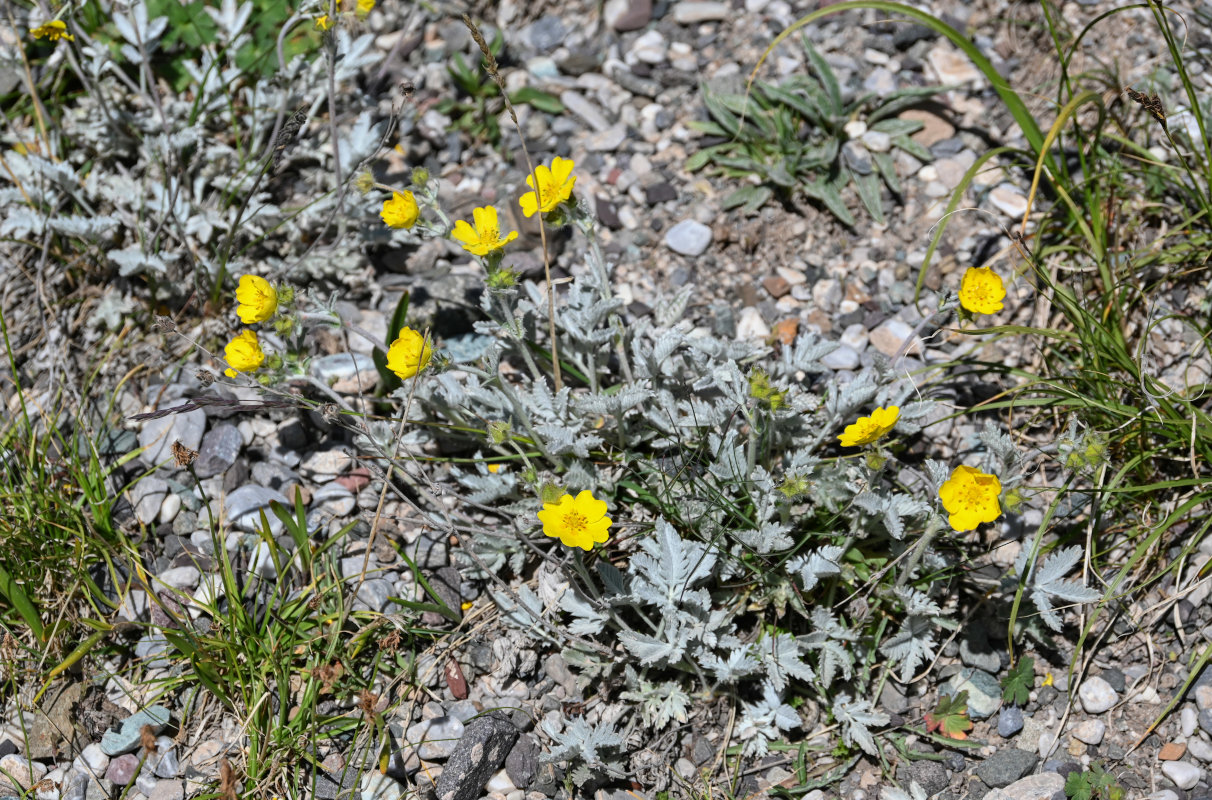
[686,37,940,225]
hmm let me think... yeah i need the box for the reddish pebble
[1159,741,1187,760]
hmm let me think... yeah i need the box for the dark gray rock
[975,748,1038,788]
[225,485,289,535]
[194,423,241,478]
[905,760,948,796]
[998,706,1024,737]
[433,712,519,800]
[959,628,1001,673]
[505,734,538,789]
[1201,709,1212,736]
[1099,668,1126,693]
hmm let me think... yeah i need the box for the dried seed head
[196,369,216,386]
[153,315,177,333]
[171,440,199,467]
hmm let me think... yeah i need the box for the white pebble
[1161,760,1203,790]
[1077,676,1118,714]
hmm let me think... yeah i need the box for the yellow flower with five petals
[223,330,265,378]
[837,406,900,448]
[537,490,611,551]
[958,266,1005,315]
[938,465,1002,532]
[385,327,432,379]
[235,274,278,324]
[451,206,518,256]
[381,191,419,229]
[519,157,576,218]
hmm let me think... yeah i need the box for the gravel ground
[4,0,1212,799]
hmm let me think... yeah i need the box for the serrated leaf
[1001,656,1034,706]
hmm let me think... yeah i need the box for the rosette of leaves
[686,38,940,226]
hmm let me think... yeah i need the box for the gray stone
[981,772,1065,800]
[869,318,922,358]
[664,220,712,256]
[629,30,666,64]
[988,184,1029,217]
[842,141,872,174]
[959,630,1001,673]
[148,780,184,800]
[1162,760,1203,790]
[23,680,84,759]
[1188,735,1212,762]
[132,477,170,525]
[99,706,171,756]
[433,712,520,800]
[357,578,394,612]
[194,424,242,478]
[673,1,728,23]
[997,706,1024,738]
[975,748,1038,788]
[505,734,538,789]
[311,352,375,383]
[946,668,1001,720]
[586,123,628,152]
[821,344,860,371]
[604,0,651,31]
[1201,709,1212,735]
[225,485,289,536]
[1071,719,1105,745]
[1183,706,1199,738]
[138,407,205,468]
[525,15,566,52]
[905,760,947,796]
[559,91,611,132]
[1077,676,1118,714]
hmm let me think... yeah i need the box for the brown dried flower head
[171,440,198,468]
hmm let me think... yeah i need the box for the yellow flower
[938,465,1002,532]
[223,330,265,378]
[385,327,432,379]
[315,14,332,30]
[958,266,1005,315]
[235,274,278,324]
[537,490,612,551]
[837,406,900,448]
[451,206,518,256]
[519,157,576,218]
[355,0,374,15]
[381,191,419,229]
[31,20,74,41]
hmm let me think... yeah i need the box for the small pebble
[1161,760,1202,790]
[664,220,712,256]
[1071,719,1105,745]
[1159,741,1187,761]
[1077,676,1118,714]
[1183,706,1199,737]
[998,706,1024,738]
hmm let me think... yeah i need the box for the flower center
[540,176,562,203]
[482,221,499,242]
[562,511,587,533]
[961,485,986,510]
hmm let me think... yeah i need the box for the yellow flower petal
[223,330,265,378]
[519,158,577,217]
[959,266,1006,315]
[938,465,1002,532]
[385,327,432,379]
[31,20,73,41]
[538,490,612,551]
[451,205,517,256]
[235,274,278,324]
[837,405,900,447]
[381,191,419,229]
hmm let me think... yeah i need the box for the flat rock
[100,706,170,756]
[664,220,712,256]
[225,485,290,535]
[988,184,1029,218]
[1071,719,1105,745]
[138,408,205,468]
[673,1,729,23]
[927,44,983,84]
[997,706,1024,738]
[981,772,1065,800]
[870,319,923,358]
[975,748,1038,788]
[947,668,1001,720]
[194,423,242,478]
[604,0,651,31]
[131,477,170,525]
